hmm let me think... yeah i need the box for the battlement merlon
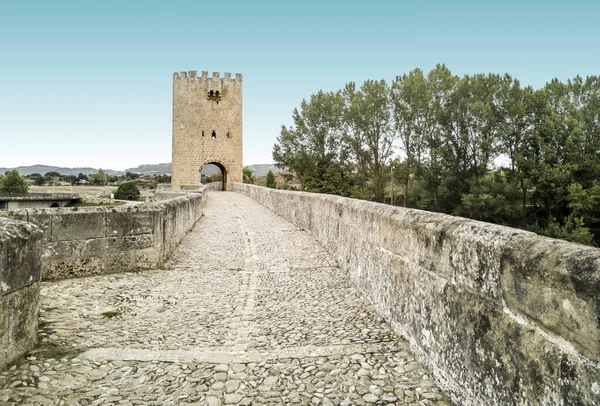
[173,71,242,83]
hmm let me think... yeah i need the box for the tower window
[202,130,204,137]
[207,90,221,103]
[227,131,230,138]
[212,131,216,139]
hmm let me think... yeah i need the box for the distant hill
[125,163,280,176]
[124,163,172,174]
[0,165,121,176]
[1,163,280,177]
[247,164,280,176]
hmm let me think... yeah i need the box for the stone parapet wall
[0,188,207,280]
[180,184,205,192]
[205,182,223,191]
[0,218,42,369]
[232,183,600,406]
[153,190,195,201]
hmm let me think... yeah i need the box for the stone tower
[171,70,243,191]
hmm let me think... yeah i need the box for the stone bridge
[0,193,81,210]
[1,186,599,406]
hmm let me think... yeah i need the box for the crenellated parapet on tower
[171,70,243,191]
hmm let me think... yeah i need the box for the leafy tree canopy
[114,182,140,201]
[243,167,255,184]
[273,65,600,246]
[0,170,28,193]
[266,171,276,189]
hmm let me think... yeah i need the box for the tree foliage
[273,65,600,246]
[0,170,28,193]
[90,169,109,186]
[243,167,255,184]
[114,182,140,201]
[265,171,276,189]
[344,80,395,202]
[273,90,353,195]
[205,172,222,183]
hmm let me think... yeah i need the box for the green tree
[273,90,353,195]
[266,170,276,189]
[532,215,595,246]
[0,170,28,193]
[27,173,45,186]
[90,169,109,186]
[418,64,459,211]
[391,68,431,206]
[343,80,395,202]
[274,66,600,246]
[114,182,140,201]
[207,172,222,183]
[155,174,171,183]
[44,171,62,178]
[243,167,255,184]
[433,74,503,211]
[454,171,524,225]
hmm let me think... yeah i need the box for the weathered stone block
[106,207,153,236]
[26,209,53,240]
[0,209,27,222]
[0,283,40,370]
[501,233,600,360]
[105,235,154,251]
[0,219,42,294]
[43,257,107,280]
[0,218,41,370]
[50,207,106,241]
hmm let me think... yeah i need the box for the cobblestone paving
[0,192,452,405]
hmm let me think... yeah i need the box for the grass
[33,343,84,360]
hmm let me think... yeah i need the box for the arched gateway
[200,160,227,191]
[171,70,243,191]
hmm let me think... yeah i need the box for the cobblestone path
[0,192,452,405]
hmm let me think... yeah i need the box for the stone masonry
[0,192,450,405]
[233,184,600,406]
[0,218,42,371]
[171,71,243,191]
[0,189,207,280]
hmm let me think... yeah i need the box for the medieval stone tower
[171,70,243,191]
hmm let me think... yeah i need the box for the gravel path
[0,192,452,405]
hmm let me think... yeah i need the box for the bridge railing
[0,193,80,200]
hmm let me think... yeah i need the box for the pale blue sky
[1,0,598,170]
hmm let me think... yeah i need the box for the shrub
[266,170,276,189]
[114,182,140,201]
[243,167,255,184]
